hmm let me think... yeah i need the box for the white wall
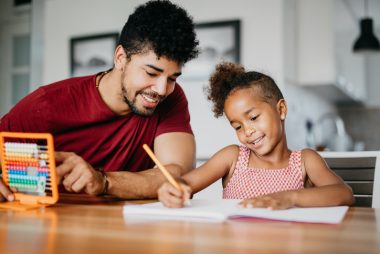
[43,0,138,83]
[43,0,284,84]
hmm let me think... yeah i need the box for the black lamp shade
[353,18,380,52]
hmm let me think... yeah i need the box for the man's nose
[151,77,168,96]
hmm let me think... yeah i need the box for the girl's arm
[183,145,239,193]
[290,149,354,207]
[239,149,354,209]
[158,145,239,208]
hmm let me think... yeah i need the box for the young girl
[158,62,354,209]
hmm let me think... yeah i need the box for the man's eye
[146,71,157,77]
[168,77,176,82]
[234,126,241,131]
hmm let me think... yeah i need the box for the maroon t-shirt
[0,75,193,172]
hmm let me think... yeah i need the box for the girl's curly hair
[119,0,199,64]
[206,62,284,118]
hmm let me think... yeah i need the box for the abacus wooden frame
[0,132,58,205]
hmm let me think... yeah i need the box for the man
[0,0,199,201]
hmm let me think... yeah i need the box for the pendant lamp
[353,0,380,52]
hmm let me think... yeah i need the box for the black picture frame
[70,33,119,77]
[181,20,241,80]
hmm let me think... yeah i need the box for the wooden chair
[320,151,380,208]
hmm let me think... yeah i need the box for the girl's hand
[239,191,296,210]
[158,181,192,208]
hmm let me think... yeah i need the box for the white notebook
[123,199,349,224]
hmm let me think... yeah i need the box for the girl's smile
[250,135,265,148]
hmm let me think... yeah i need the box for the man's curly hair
[119,0,199,64]
[206,62,284,118]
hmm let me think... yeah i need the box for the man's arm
[107,132,195,199]
[56,132,196,199]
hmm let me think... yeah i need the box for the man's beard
[121,85,166,117]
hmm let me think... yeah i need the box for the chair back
[320,151,380,208]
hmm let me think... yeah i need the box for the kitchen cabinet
[284,0,367,104]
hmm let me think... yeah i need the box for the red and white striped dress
[223,146,304,199]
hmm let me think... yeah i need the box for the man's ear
[277,99,287,120]
[114,45,127,71]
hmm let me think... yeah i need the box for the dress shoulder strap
[289,150,302,172]
[235,145,250,171]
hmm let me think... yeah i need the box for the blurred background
[1,0,380,160]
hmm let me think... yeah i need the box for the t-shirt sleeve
[0,87,52,133]
[155,84,193,137]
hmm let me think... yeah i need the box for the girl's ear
[277,99,287,120]
[114,45,127,71]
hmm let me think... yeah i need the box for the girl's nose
[245,127,256,137]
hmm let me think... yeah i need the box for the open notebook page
[123,199,349,224]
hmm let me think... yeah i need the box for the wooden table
[0,194,379,254]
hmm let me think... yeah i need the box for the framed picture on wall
[70,33,119,77]
[180,20,240,81]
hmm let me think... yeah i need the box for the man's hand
[55,152,105,195]
[0,179,14,202]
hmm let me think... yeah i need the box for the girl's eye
[234,126,241,131]
[251,115,259,121]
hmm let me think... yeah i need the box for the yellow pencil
[142,144,182,192]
